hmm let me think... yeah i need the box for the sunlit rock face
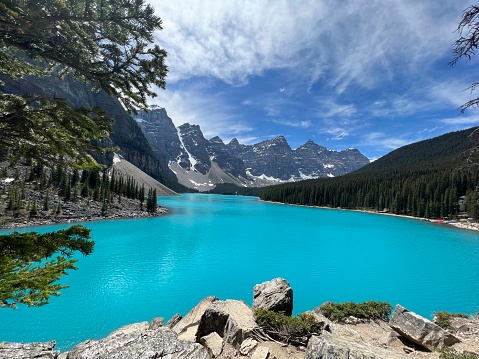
[135,108,370,190]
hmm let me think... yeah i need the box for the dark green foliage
[434,311,469,330]
[319,301,393,322]
[0,225,94,308]
[146,188,157,213]
[42,193,49,211]
[260,128,479,220]
[208,183,266,196]
[0,163,159,307]
[0,0,170,309]
[440,348,479,359]
[29,201,38,217]
[254,309,323,345]
[0,0,169,171]
[0,0,167,113]
[100,199,108,214]
[0,95,113,170]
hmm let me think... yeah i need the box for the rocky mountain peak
[254,136,292,153]
[209,136,225,145]
[178,123,211,174]
[135,110,370,190]
[297,139,327,153]
[144,107,169,123]
[178,123,201,135]
[228,138,240,145]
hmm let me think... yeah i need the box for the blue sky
[148,0,479,160]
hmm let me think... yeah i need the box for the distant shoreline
[259,199,479,232]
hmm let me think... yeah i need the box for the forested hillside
[260,128,479,220]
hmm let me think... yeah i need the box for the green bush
[434,311,469,331]
[440,348,479,359]
[319,301,392,322]
[254,309,323,345]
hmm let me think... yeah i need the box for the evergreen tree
[139,185,145,210]
[43,192,49,212]
[29,201,38,217]
[0,0,168,170]
[146,188,157,213]
[0,226,93,308]
[0,0,168,307]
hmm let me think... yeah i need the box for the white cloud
[366,96,428,118]
[152,1,325,84]
[332,132,349,140]
[428,80,479,109]
[151,0,469,93]
[144,0,479,157]
[440,116,479,125]
[421,127,440,133]
[231,136,259,145]
[362,132,414,150]
[271,118,312,128]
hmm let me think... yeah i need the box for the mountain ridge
[135,108,370,191]
[0,72,183,192]
[259,127,479,220]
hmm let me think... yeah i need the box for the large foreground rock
[389,304,460,351]
[172,296,218,342]
[252,278,293,316]
[67,322,210,359]
[195,299,257,347]
[0,341,58,359]
[305,331,409,359]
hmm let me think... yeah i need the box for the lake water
[1,194,479,351]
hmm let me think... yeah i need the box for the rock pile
[2,278,478,359]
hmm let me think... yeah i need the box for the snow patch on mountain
[177,127,197,171]
[135,108,370,191]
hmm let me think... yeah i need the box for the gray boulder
[306,306,333,332]
[239,338,259,356]
[165,313,183,329]
[252,278,293,316]
[199,332,223,358]
[148,317,164,330]
[305,332,409,359]
[173,296,218,342]
[251,346,270,359]
[67,322,210,359]
[389,304,460,351]
[195,299,258,347]
[0,341,58,359]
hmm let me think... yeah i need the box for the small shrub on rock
[434,311,469,331]
[440,348,479,359]
[254,309,323,345]
[319,301,392,322]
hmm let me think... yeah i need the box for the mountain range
[259,127,479,220]
[135,108,370,191]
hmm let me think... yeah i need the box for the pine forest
[260,128,479,220]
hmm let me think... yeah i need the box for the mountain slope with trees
[260,128,479,220]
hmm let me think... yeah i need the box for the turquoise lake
[1,193,479,351]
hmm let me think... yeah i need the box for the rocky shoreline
[0,158,175,230]
[0,190,168,230]
[2,278,478,359]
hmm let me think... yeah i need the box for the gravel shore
[0,193,169,230]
